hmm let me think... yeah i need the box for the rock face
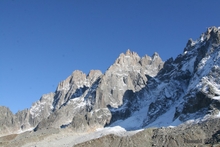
[0,106,19,137]
[95,50,163,109]
[34,69,105,131]
[34,50,164,131]
[1,27,220,147]
[0,93,55,136]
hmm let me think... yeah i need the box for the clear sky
[1,0,220,113]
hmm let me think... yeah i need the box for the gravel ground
[0,126,141,147]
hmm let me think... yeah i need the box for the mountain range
[1,26,220,147]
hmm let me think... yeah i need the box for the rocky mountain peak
[184,26,220,53]
[113,50,164,76]
[115,49,141,65]
[206,26,219,34]
[152,52,163,64]
[140,52,164,77]
[93,50,164,111]
[56,70,88,92]
[52,69,103,110]
[70,70,87,86]
[125,49,138,56]
[152,52,158,57]
[87,70,102,79]
[209,26,220,44]
[86,70,103,87]
[71,70,86,79]
[199,26,220,44]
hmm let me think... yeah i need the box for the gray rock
[0,106,19,136]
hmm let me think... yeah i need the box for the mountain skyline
[1,1,220,113]
[1,26,220,146]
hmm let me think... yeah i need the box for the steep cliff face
[1,27,220,140]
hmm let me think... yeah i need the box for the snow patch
[216,111,220,117]
[181,56,196,73]
[213,96,220,100]
[17,127,34,134]
[145,107,182,128]
[110,102,150,130]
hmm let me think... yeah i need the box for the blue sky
[1,0,220,113]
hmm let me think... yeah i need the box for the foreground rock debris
[1,26,220,146]
[76,118,220,147]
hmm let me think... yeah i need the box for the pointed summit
[125,49,139,57]
[152,52,162,62]
[125,49,132,55]
[184,26,220,53]
[152,52,159,58]
[115,49,140,65]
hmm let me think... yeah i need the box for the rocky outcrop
[0,106,19,137]
[34,70,104,131]
[53,70,102,110]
